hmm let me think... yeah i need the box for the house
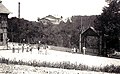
[0,1,10,46]
[79,27,102,55]
[39,15,62,25]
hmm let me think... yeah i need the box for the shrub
[0,57,120,73]
[103,65,120,73]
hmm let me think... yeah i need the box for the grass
[0,57,120,73]
[1,42,120,73]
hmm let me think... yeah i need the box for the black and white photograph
[0,0,120,74]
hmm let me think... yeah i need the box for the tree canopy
[96,0,120,51]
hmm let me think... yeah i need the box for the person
[38,46,40,54]
[45,45,47,55]
[26,44,29,52]
[12,44,15,53]
[82,47,86,55]
[26,47,29,52]
[22,44,24,53]
[76,48,77,53]
[30,47,32,54]
[18,47,20,53]
[71,48,74,53]
[73,48,76,53]
[45,45,50,55]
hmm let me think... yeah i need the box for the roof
[40,15,62,24]
[82,27,99,37]
[45,15,61,20]
[0,1,10,14]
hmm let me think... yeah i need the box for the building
[79,27,119,56]
[39,15,62,25]
[79,27,101,55]
[0,1,10,46]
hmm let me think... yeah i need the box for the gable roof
[82,27,99,37]
[0,1,10,14]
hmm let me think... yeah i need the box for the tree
[105,0,113,3]
[8,17,44,43]
[96,0,120,52]
[105,0,120,3]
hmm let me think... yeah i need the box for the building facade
[0,1,10,45]
[39,15,62,25]
[80,27,101,55]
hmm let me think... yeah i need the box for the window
[0,33,3,42]
[1,21,7,28]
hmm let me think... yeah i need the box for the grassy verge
[0,57,120,73]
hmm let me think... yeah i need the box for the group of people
[71,47,86,55]
[12,44,33,53]
[12,43,50,55]
[71,47,77,53]
[37,45,50,55]
[12,43,86,55]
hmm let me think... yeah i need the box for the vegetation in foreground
[0,57,120,73]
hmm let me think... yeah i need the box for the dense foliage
[8,16,96,48]
[8,17,44,43]
[96,0,120,51]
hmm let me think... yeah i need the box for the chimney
[18,2,20,18]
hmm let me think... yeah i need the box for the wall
[0,14,8,45]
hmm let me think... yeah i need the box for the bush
[103,65,120,73]
[0,57,120,73]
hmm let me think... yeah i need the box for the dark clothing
[38,47,40,51]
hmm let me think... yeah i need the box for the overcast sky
[2,0,107,21]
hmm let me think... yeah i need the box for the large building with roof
[0,0,10,46]
[39,15,62,25]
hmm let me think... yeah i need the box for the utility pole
[18,2,20,18]
[18,2,20,43]
[79,16,83,53]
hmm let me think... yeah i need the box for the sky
[2,0,107,21]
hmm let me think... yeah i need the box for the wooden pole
[18,2,20,18]
[79,34,81,53]
[79,16,83,53]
